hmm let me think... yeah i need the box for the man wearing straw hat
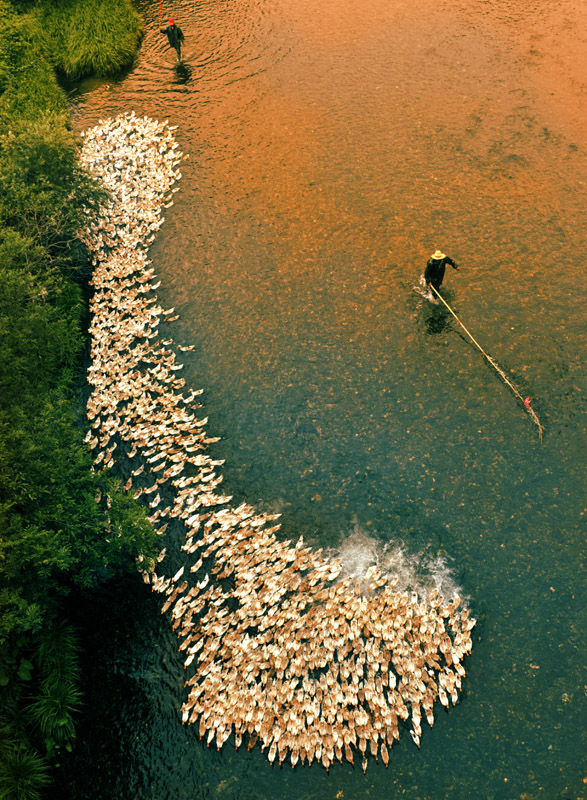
[425,249,460,292]
[160,18,185,62]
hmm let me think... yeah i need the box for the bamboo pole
[429,285,544,440]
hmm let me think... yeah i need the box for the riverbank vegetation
[37,0,143,80]
[0,1,153,797]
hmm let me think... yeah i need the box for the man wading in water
[425,249,460,293]
[160,18,184,62]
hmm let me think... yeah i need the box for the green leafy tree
[0,121,105,275]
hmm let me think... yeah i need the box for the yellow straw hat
[431,250,446,260]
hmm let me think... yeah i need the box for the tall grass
[0,745,50,800]
[38,0,144,79]
[0,1,66,121]
[29,623,82,753]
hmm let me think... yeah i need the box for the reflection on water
[57,0,586,798]
[173,62,193,85]
[424,308,451,337]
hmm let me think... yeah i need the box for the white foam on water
[334,527,464,603]
[413,274,438,304]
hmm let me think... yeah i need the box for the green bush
[0,397,158,639]
[0,744,50,800]
[0,2,66,121]
[28,623,81,756]
[0,120,106,272]
[37,0,143,79]
[0,230,81,408]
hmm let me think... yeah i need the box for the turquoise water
[58,0,586,797]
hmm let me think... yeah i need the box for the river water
[56,0,585,798]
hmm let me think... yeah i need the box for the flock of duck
[80,111,475,772]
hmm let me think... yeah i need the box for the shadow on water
[423,302,452,336]
[413,281,455,336]
[173,62,193,85]
[57,56,137,102]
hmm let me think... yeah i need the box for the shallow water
[57,0,586,798]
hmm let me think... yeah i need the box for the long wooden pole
[429,285,544,440]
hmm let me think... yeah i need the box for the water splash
[413,274,438,304]
[335,528,464,603]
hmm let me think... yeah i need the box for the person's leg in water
[430,276,443,294]
[175,42,182,62]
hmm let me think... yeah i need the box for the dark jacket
[425,255,458,286]
[161,24,184,49]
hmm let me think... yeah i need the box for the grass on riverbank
[37,0,143,79]
[0,1,156,797]
[0,1,67,121]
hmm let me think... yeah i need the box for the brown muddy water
[55,0,585,798]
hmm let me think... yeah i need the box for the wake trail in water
[413,274,438,304]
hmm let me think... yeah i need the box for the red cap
[168,18,174,24]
